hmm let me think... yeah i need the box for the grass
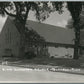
[1,56,84,75]
[1,56,84,69]
[11,56,84,69]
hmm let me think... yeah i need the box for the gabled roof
[1,16,27,36]
[8,16,26,35]
[1,16,75,45]
[26,20,75,44]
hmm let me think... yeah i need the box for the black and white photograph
[0,1,84,83]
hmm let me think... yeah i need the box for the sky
[0,4,72,31]
[28,7,71,28]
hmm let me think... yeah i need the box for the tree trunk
[73,25,80,59]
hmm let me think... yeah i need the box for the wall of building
[0,17,20,57]
[48,47,74,58]
[27,20,75,58]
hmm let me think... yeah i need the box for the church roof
[26,20,75,44]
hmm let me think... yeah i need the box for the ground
[0,57,84,83]
[0,65,84,83]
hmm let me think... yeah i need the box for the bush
[25,51,36,59]
[50,56,55,59]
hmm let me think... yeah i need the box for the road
[0,65,84,83]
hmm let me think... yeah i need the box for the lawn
[8,56,84,69]
[1,56,84,69]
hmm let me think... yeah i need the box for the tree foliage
[66,16,84,30]
[0,2,53,25]
[0,2,39,25]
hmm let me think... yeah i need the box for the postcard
[0,1,84,83]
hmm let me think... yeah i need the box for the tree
[66,16,84,30]
[51,2,82,59]
[0,2,40,26]
[0,2,52,25]
[25,28,47,57]
[67,2,82,59]
[66,12,84,58]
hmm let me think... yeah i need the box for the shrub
[25,51,36,59]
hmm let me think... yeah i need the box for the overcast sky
[28,6,71,28]
[0,5,72,31]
